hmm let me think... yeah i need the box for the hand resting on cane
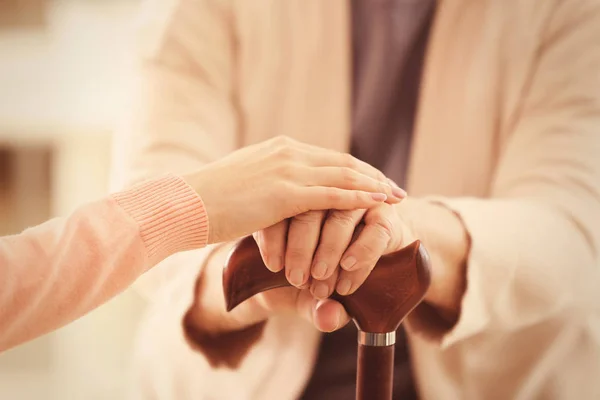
[252,187,471,334]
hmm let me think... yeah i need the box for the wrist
[182,247,269,368]
[182,170,219,244]
[395,198,469,321]
[186,243,270,335]
[113,174,209,264]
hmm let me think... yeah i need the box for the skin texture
[189,196,469,335]
[253,196,470,332]
[183,136,407,244]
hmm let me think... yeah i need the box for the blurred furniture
[0,145,52,236]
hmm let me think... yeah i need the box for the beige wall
[0,1,145,399]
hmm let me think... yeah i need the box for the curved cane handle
[223,236,431,333]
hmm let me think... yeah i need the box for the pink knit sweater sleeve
[0,174,208,352]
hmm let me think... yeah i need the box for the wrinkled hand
[198,197,467,336]
[184,136,406,244]
[254,197,417,332]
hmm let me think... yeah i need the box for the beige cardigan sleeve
[111,1,320,398]
[408,0,600,348]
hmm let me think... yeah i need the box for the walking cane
[223,235,431,400]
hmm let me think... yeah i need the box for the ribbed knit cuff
[112,174,209,266]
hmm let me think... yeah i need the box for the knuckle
[342,167,358,185]
[328,211,357,228]
[286,247,311,264]
[317,238,345,259]
[377,180,391,194]
[354,240,380,257]
[294,210,324,224]
[353,190,368,203]
[317,243,341,258]
[372,216,395,241]
[271,137,296,159]
[343,153,358,169]
[277,162,297,180]
[325,187,343,203]
[276,146,294,160]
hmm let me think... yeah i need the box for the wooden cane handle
[223,236,431,333]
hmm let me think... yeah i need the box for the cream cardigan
[111,0,600,399]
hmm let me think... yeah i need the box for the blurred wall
[0,1,146,399]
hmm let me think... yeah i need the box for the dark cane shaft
[357,343,395,400]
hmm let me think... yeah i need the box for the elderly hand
[253,196,470,333]
[253,195,413,331]
[194,195,468,336]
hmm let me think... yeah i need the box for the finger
[311,209,365,281]
[293,145,385,179]
[268,138,396,196]
[336,218,394,296]
[285,211,326,288]
[312,299,351,333]
[298,166,403,203]
[296,187,387,212]
[253,220,289,272]
[310,267,339,299]
[296,147,405,197]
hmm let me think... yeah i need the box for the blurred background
[0,0,145,398]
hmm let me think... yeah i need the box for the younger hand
[184,136,405,244]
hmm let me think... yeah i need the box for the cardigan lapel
[407,0,500,197]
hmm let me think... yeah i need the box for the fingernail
[392,186,407,199]
[289,269,305,287]
[371,193,387,202]
[336,279,352,295]
[313,282,330,299]
[267,256,283,272]
[340,256,357,271]
[312,261,328,279]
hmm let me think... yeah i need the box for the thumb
[312,299,351,333]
